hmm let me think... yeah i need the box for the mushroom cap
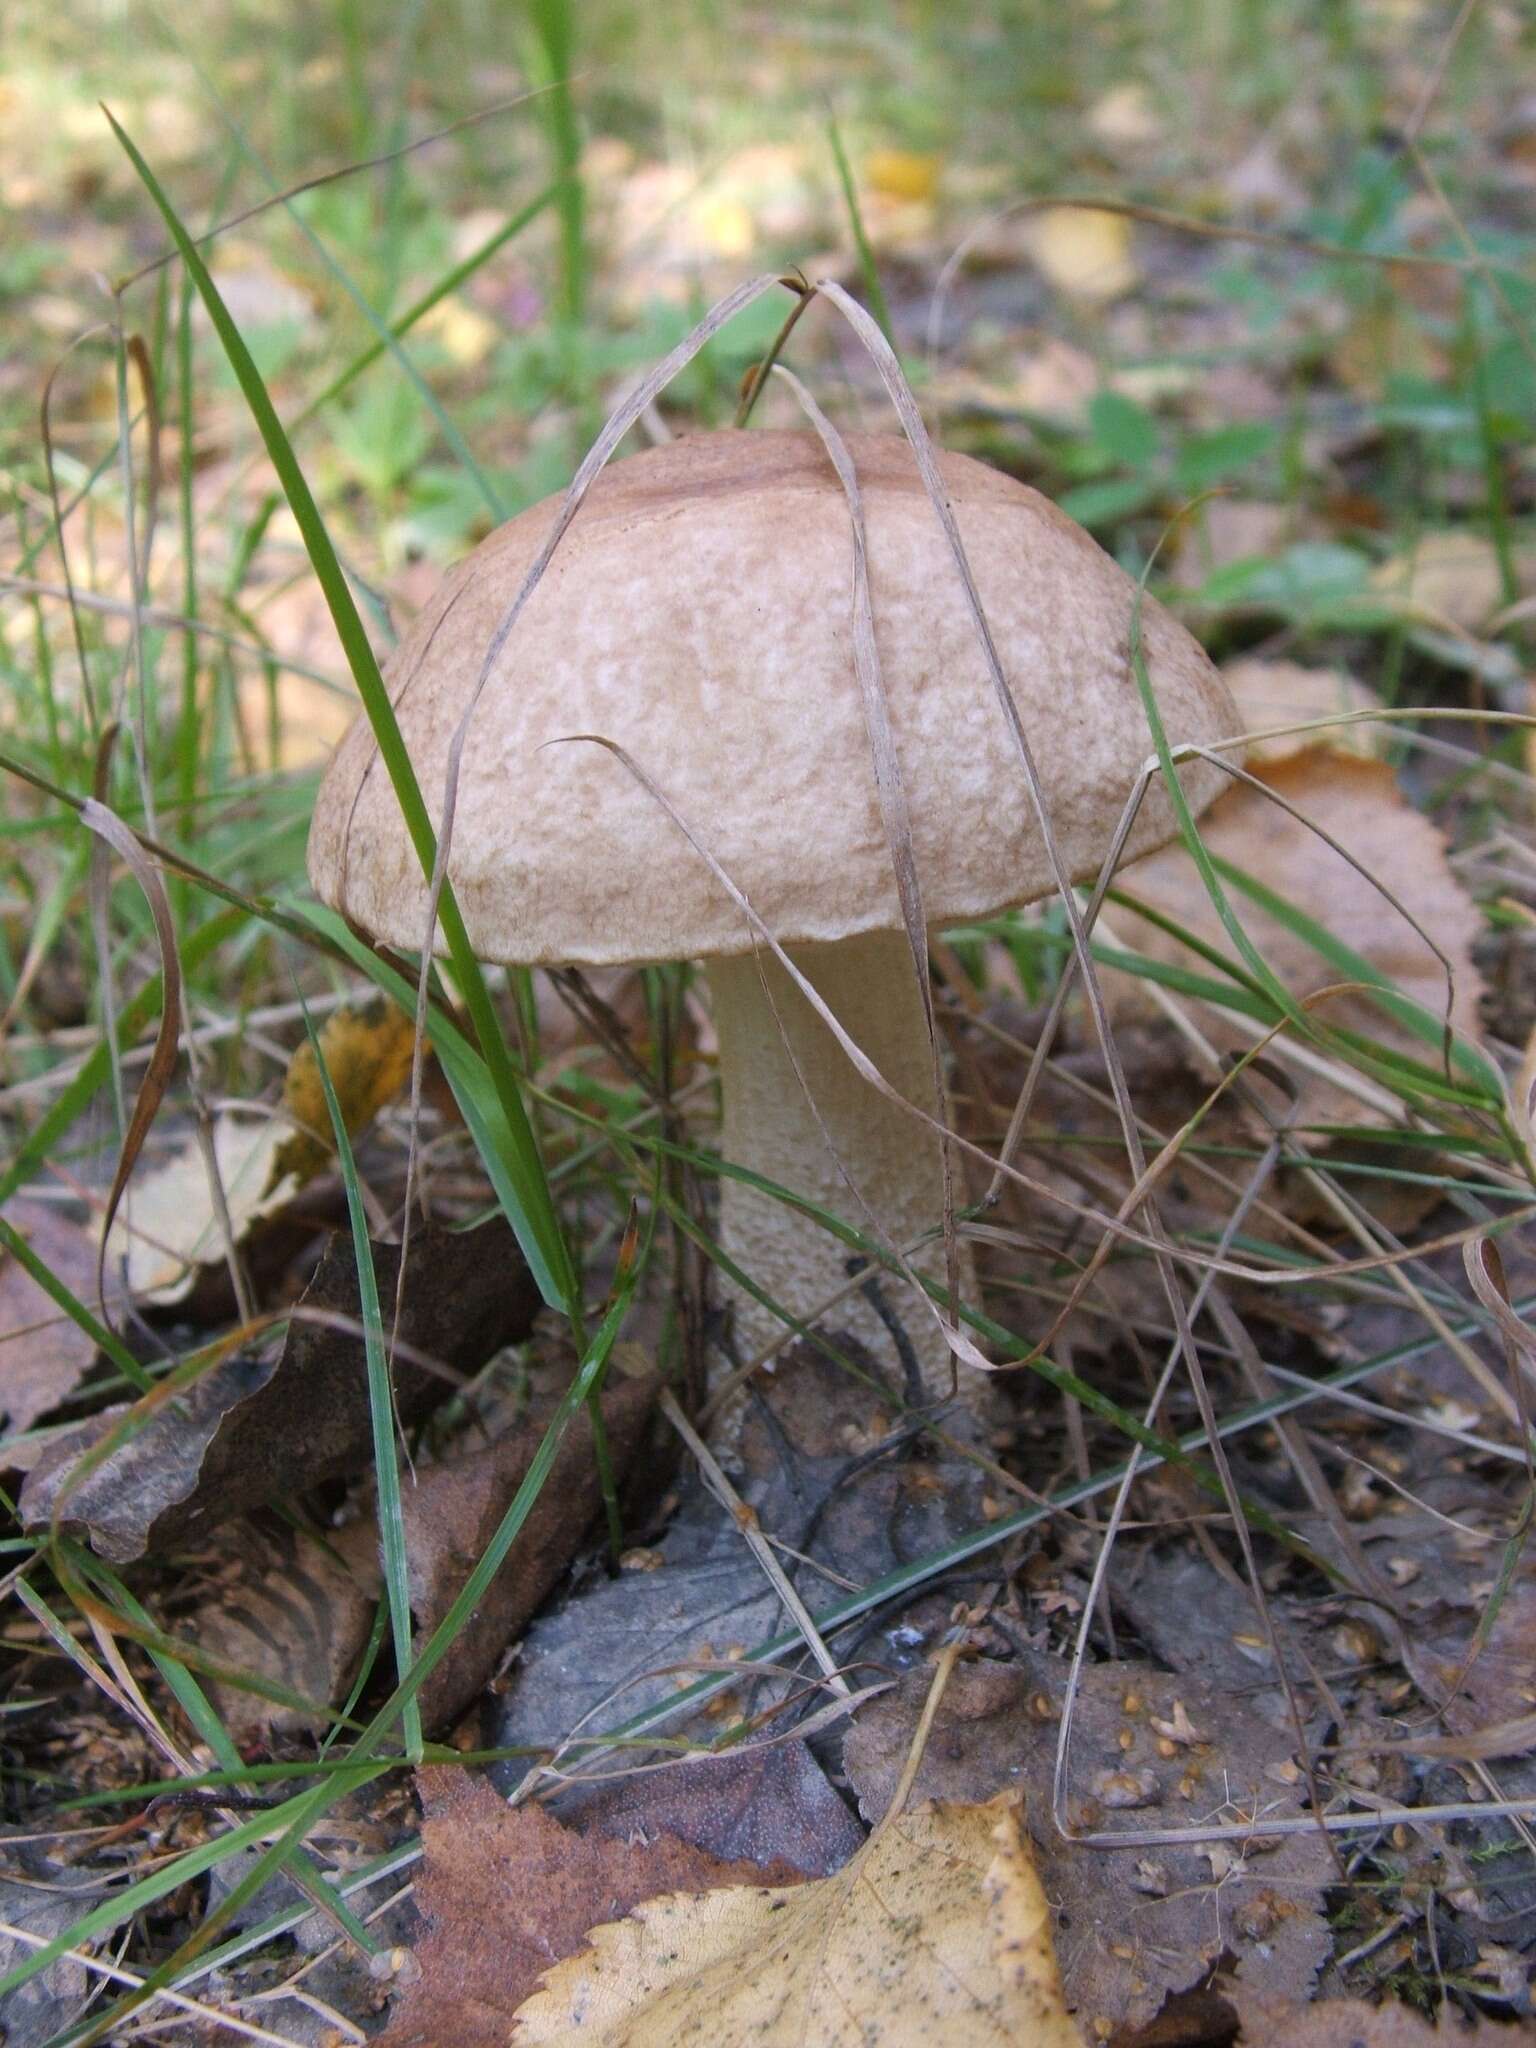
[308,429,1237,966]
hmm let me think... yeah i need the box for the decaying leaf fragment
[187,1369,658,1742]
[509,1794,1083,2048]
[844,1657,1332,2034]
[20,1217,538,1561]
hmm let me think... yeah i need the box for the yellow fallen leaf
[1222,658,1386,764]
[693,192,755,259]
[510,1795,1084,2048]
[276,996,418,1185]
[1086,82,1162,149]
[418,293,501,368]
[105,1114,295,1305]
[864,147,940,203]
[1024,206,1137,303]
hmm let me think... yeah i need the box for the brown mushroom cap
[308,429,1236,965]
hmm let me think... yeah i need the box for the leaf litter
[19,1213,539,1561]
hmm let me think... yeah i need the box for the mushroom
[308,430,1236,1404]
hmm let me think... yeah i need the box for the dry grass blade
[1465,1237,1536,1437]
[657,1385,850,1698]
[77,795,185,1324]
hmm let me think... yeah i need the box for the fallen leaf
[1233,1989,1513,2043]
[1086,82,1163,150]
[1221,658,1385,764]
[864,147,940,203]
[509,1793,1082,2048]
[1106,749,1487,1141]
[844,1656,1331,2033]
[20,1217,538,1562]
[187,1511,378,1743]
[103,1111,294,1307]
[0,1198,124,1441]
[0,1827,102,2048]
[403,1368,659,1732]
[1368,532,1533,633]
[1173,502,1301,585]
[554,1740,864,1879]
[417,292,501,368]
[378,1767,791,2048]
[1403,1569,1536,1743]
[107,1002,420,1306]
[188,1370,656,1740]
[274,996,419,1185]
[493,1340,984,1775]
[1024,205,1138,303]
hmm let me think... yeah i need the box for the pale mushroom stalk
[706,932,972,1394]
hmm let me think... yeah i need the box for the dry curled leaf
[21,1217,538,1561]
[509,1794,1082,2048]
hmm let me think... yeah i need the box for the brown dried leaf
[378,1767,783,2048]
[185,1372,658,1742]
[404,1369,659,1733]
[554,1741,864,1879]
[1221,659,1385,765]
[508,1792,1082,2048]
[1368,532,1533,633]
[188,1513,379,1744]
[0,1198,122,1440]
[1233,1989,1512,2045]
[844,1657,1331,2034]
[20,1217,538,1561]
[1403,1569,1536,1743]
[1107,749,1486,1135]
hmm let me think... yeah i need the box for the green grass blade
[291,180,565,429]
[105,111,578,1321]
[827,118,896,350]
[295,990,422,1761]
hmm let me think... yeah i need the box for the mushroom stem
[705,931,975,1401]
